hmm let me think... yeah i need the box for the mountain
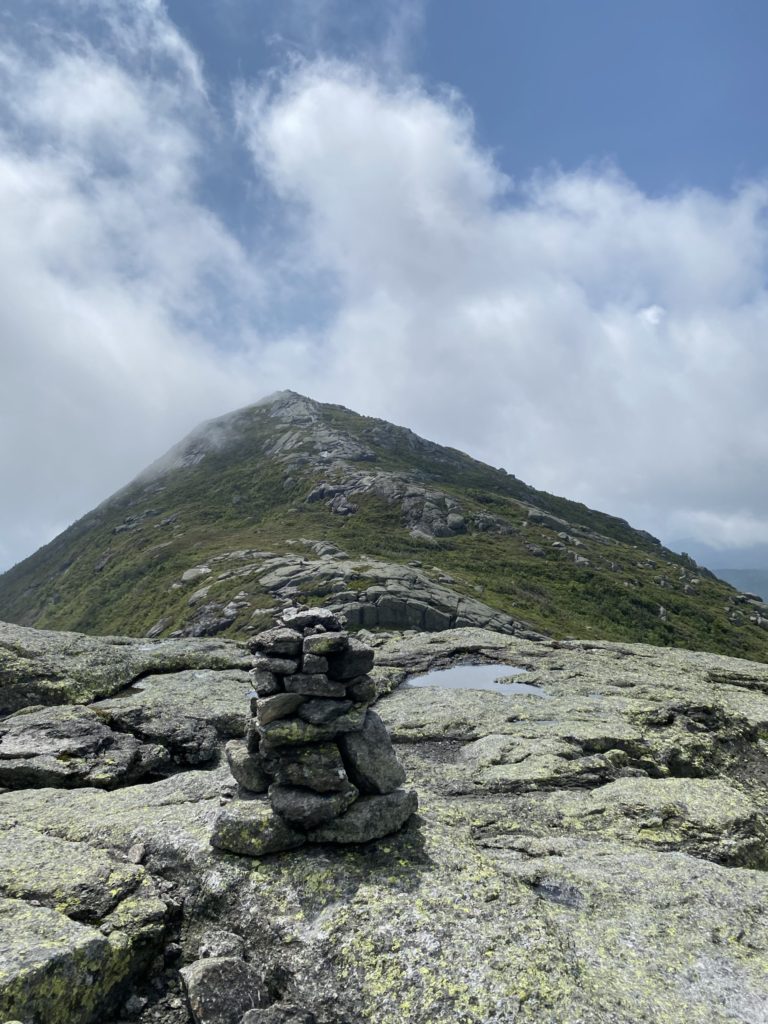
[1,390,767,660]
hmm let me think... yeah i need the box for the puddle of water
[403,663,550,697]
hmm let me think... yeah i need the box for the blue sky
[1,0,767,572]
[171,0,768,201]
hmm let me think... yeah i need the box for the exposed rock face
[0,620,250,715]
[0,829,166,1024]
[91,669,252,766]
[210,610,416,854]
[0,704,169,788]
[5,623,768,1023]
[197,548,531,637]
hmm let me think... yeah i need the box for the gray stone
[199,928,245,960]
[374,594,410,629]
[180,957,268,1024]
[308,789,418,844]
[269,782,358,829]
[248,670,282,698]
[301,653,328,674]
[210,802,306,857]
[252,656,299,676]
[298,699,353,725]
[346,675,377,703]
[225,740,269,793]
[338,711,406,794]
[181,566,212,585]
[342,603,379,629]
[0,826,146,923]
[284,674,347,698]
[282,607,343,632]
[0,895,164,1024]
[404,600,429,629]
[325,638,375,681]
[248,628,303,658]
[258,707,367,752]
[269,744,350,792]
[256,693,305,726]
[423,606,453,631]
[302,632,348,656]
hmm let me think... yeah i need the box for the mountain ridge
[2,390,767,661]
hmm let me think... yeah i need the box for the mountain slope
[1,391,766,660]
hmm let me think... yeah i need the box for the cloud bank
[1,2,767,571]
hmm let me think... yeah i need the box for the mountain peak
[1,394,764,663]
[135,390,321,484]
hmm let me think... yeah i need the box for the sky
[1,0,768,573]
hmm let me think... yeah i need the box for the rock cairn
[211,607,417,856]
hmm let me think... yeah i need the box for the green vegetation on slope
[0,393,764,662]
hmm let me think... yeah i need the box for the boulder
[325,639,375,681]
[0,896,162,1024]
[308,789,418,844]
[210,801,306,857]
[338,711,406,794]
[282,608,343,633]
[225,740,270,794]
[302,633,348,656]
[268,782,358,829]
[268,744,350,793]
[180,957,268,1024]
[248,628,303,658]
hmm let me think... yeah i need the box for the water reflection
[403,663,549,697]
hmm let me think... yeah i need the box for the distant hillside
[1,391,766,661]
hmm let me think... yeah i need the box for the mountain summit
[1,391,766,660]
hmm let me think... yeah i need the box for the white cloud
[0,5,271,571]
[238,62,768,551]
[2,8,768,573]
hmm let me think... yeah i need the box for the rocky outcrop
[0,705,169,788]
[0,620,250,715]
[174,547,535,638]
[211,611,416,856]
[91,669,252,766]
[4,624,768,1022]
[0,827,167,1024]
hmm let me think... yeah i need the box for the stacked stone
[211,607,417,857]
